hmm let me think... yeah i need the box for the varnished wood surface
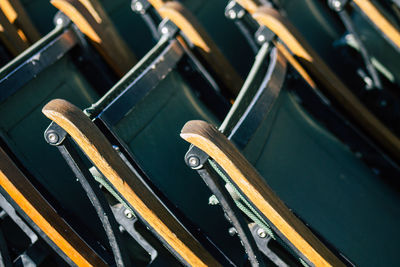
[42,99,221,267]
[181,120,345,267]
[51,0,136,77]
[0,7,28,56]
[157,1,243,97]
[0,146,107,267]
[0,0,40,43]
[353,0,400,49]
[252,6,400,162]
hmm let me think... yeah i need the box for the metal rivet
[228,9,237,19]
[47,132,59,144]
[208,195,219,205]
[257,228,267,238]
[161,27,169,35]
[257,34,266,43]
[56,18,63,25]
[188,156,200,168]
[228,227,237,236]
[134,1,143,12]
[124,209,134,219]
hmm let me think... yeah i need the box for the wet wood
[181,120,345,267]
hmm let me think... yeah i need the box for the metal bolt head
[56,18,63,25]
[227,9,237,19]
[228,227,237,236]
[124,209,134,219]
[188,156,200,168]
[257,34,266,43]
[257,228,267,238]
[47,132,59,144]
[161,27,169,35]
[134,1,143,12]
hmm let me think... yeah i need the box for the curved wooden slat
[0,0,40,43]
[42,99,221,267]
[157,1,243,97]
[180,120,345,267]
[0,146,107,267]
[252,6,400,162]
[51,0,136,77]
[353,0,400,50]
[0,7,28,56]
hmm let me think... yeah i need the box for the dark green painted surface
[113,70,248,265]
[0,49,114,255]
[242,89,400,266]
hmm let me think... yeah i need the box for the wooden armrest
[181,120,344,267]
[51,0,136,77]
[157,1,243,97]
[0,0,40,43]
[0,8,28,56]
[0,146,106,266]
[42,99,220,267]
[252,6,400,162]
[352,0,400,50]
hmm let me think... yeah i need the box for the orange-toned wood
[42,99,221,267]
[252,6,400,162]
[51,0,136,77]
[157,1,243,98]
[0,147,107,267]
[353,0,400,49]
[0,0,40,43]
[235,0,260,14]
[0,7,28,56]
[181,120,345,267]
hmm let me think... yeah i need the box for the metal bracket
[185,148,265,267]
[254,26,274,46]
[131,0,151,14]
[111,204,158,263]
[225,1,246,20]
[44,122,68,146]
[158,19,179,39]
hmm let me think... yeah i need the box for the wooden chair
[229,0,400,162]
[0,15,125,264]
[180,46,400,266]
[137,0,252,98]
[0,145,107,266]
[51,0,137,76]
[42,31,255,265]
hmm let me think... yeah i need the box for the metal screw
[228,227,237,236]
[134,1,143,12]
[257,228,267,238]
[124,209,134,219]
[47,132,59,144]
[188,156,200,168]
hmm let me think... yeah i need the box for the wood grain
[353,0,400,49]
[157,1,243,97]
[252,6,400,162]
[0,146,107,267]
[42,99,221,267]
[0,7,28,56]
[0,0,40,43]
[181,120,345,267]
[51,0,136,77]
